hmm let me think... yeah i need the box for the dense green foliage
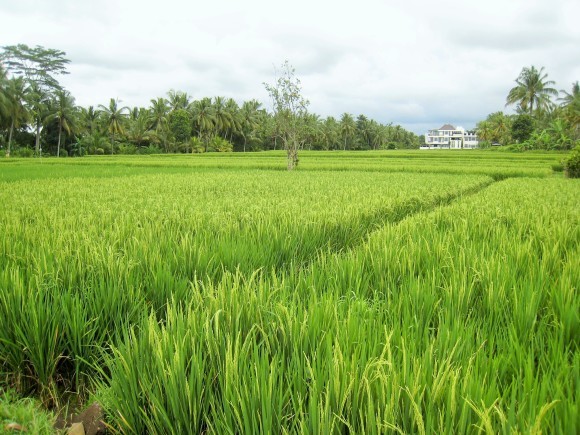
[0,46,421,159]
[0,151,577,433]
[477,68,578,151]
[564,145,580,178]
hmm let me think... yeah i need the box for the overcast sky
[2,0,579,133]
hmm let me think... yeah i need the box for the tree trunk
[286,141,298,171]
[35,120,41,157]
[287,149,294,170]
[7,118,14,157]
[57,122,62,157]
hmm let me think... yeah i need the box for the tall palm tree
[224,98,241,142]
[371,122,387,150]
[322,116,339,150]
[558,82,580,138]
[147,98,170,152]
[98,98,129,155]
[339,113,356,150]
[45,89,76,157]
[190,98,215,151]
[167,90,190,112]
[126,109,152,149]
[3,77,29,157]
[26,83,49,156]
[303,113,321,150]
[506,66,558,116]
[239,100,261,152]
[212,96,232,138]
[558,81,579,106]
[78,106,101,135]
[0,65,8,123]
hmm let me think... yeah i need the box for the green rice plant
[0,275,64,404]
[0,264,145,401]
[293,177,579,432]
[0,155,577,432]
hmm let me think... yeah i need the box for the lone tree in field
[264,61,309,170]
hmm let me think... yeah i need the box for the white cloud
[1,0,578,133]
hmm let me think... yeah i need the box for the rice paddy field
[0,150,578,433]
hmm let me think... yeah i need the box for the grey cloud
[2,0,577,135]
[449,28,574,52]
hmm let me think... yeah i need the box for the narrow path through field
[276,176,498,276]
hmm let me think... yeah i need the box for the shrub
[511,114,534,143]
[507,142,528,152]
[94,148,105,155]
[137,144,163,155]
[190,137,205,153]
[12,147,35,158]
[118,143,137,155]
[563,145,580,178]
[209,136,233,152]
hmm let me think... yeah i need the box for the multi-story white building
[422,124,479,149]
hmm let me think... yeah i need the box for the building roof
[439,124,456,130]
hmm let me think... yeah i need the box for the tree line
[477,66,579,151]
[0,44,422,158]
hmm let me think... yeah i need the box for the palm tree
[559,82,580,138]
[477,112,512,145]
[167,90,190,112]
[126,109,152,149]
[45,90,76,157]
[371,123,387,150]
[0,65,8,123]
[148,98,169,151]
[506,66,558,117]
[239,100,261,152]
[78,131,109,155]
[559,81,579,106]
[190,98,215,151]
[27,83,49,156]
[78,106,101,135]
[3,77,29,157]
[224,98,241,142]
[356,115,372,149]
[212,96,232,138]
[339,113,356,150]
[98,98,129,155]
[322,116,339,150]
[303,113,322,150]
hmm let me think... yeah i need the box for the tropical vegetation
[0,46,422,162]
[476,67,579,152]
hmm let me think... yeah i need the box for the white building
[422,124,479,149]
